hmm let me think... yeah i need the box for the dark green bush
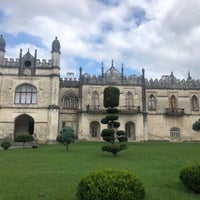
[113,121,120,128]
[104,87,120,108]
[1,140,11,150]
[101,117,108,124]
[101,145,120,155]
[101,144,127,156]
[179,164,200,193]
[107,108,119,114]
[101,129,115,143]
[77,169,145,200]
[118,135,127,142]
[106,114,119,121]
[192,119,200,131]
[116,130,126,136]
[15,134,34,148]
[101,129,115,137]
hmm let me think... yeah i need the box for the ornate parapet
[36,59,52,67]
[146,72,200,89]
[2,58,19,67]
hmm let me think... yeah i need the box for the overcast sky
[0,0,200,79]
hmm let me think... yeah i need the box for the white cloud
[1,0,200,79]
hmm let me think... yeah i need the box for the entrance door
[15,114,34,137]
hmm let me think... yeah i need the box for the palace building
[0,35,200,143]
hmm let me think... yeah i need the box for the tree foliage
[56,126,76,151]
[15,134,34,148]
[101,86,127,156]
[77,169,145,200]
[1,141,11,150]
[104,87,120,108]
[192,119,200,132]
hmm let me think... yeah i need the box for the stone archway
[14,114,34,137]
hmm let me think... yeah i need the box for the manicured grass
[0,142,200,200]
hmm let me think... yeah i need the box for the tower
[51,36,61,67]
[0,35,5,65]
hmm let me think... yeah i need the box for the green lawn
[0,142,200,200]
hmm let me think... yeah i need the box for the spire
[0,35,6,52]
[187,70,192,81]
[111,59,114,67]
[121,63,124,84]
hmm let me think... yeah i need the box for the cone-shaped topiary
[101,86,127,156]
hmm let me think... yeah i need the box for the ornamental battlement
[2,58,19,67]
[1,58,53,68]
[36,59,52,67]
[145,72,200,89]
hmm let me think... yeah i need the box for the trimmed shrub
[116,130,126,136]
[101,129,115,137]
[101,145,120,155]
[113,121,120,128]
[106,114,119,121]
[15,134,34,148]
[107,108,119,114]
[101,129,115,143]
[179,164,200,193]
[101,86,127,156]
[77,169,145,200]
[56,126,76,151]
[192,119,200,131]
[101,117,108,124]
[104,87,120,108]
[1,140,11,150]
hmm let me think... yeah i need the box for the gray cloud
[1,0,200,79]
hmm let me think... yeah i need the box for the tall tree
[101,86,127,156]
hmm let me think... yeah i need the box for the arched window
[90,121,100,138]
[125,92,133,111]
[63,95,78,109]
[125,122,136,140]
[148,95,156,110]
[170,127,180,140]
[15,84,37,104]
[170,95,177,110]
[191,95,199,111]
[91,91,99,110]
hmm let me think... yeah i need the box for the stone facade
[0,35,200,143]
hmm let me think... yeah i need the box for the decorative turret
[51,36,61,67]
[0,35,6,65]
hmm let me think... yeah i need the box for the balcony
[119,106,141,114]
[85,105,140,114]
[85,105,106,114]
[165,108,184,116]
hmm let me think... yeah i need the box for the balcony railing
[119,106,141,114]
[165,108,184,116]
[85,105,140,114]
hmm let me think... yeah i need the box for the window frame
[170,127,180,140]
[15,84,37,104]
[191,95,199,111]
[125,92,133,111]
[148,94,156,110]
[63,95,78,109]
